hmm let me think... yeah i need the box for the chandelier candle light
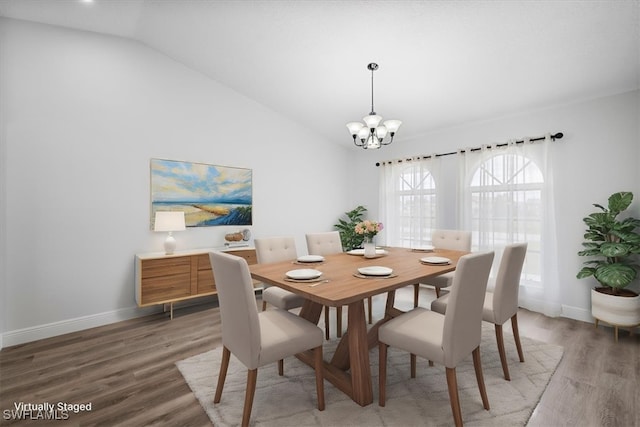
[346,63,402,149]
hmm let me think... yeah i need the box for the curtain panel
[458,136,561,316]
[378,156,441,248]
[379,136,561,317]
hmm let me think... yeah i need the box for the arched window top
[398,163,436,191]
[470,153,543,187]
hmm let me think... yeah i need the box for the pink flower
[354,220,383,237]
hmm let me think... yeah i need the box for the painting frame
[150,158,253,228]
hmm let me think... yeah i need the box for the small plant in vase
[355,220,383,258]
[576,191,640,340]
[354,220,384,243]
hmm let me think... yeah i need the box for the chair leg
[314,345,325,411]
[435,286,441,298]
[378,342,388,406]
[445,367,463,427]
[368,296,373,324]
[413,283,419,308]
[278,359,284,376]
[324,306,330,340]
[495,324,510,381]
[242,369,258,427]
[511,314,525,362]
[410,353,417,378]
[472,347,490,410]
[262,300,267,311]
[336,306,343,337]
[214,346,231,404]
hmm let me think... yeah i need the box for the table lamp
[154,211,186,255]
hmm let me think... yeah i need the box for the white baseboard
[1,305,162,348]
[561,304,594,324]
[520,295,594,324]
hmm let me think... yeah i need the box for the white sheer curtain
[379,156,441,248]
[458,136,561,316]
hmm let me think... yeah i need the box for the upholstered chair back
[431,229,472,252]
[254,236,298,264]
[306,231,343,256]
[442,251,494,368]
[209,251,261,369]
[490,243,528,325]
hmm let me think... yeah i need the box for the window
[379,159,438,248]
[469,153,543,285]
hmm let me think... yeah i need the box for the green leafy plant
[334,205,367,251]
[577,191,640,294]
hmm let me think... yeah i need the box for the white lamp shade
[154,211,186,232]
[363,114,383,129]
[357,126,370,141]
[383,119,402,133]
[375,124,388,140]
[346,122,365,136]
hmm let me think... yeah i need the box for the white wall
[0,18,350,346]
[350,90,640,322]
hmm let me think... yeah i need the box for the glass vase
[363,236,376,258]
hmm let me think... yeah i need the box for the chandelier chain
[370,66,375,115]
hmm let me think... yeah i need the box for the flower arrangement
[354,220,383,241]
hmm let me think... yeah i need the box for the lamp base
[164,233,177,255]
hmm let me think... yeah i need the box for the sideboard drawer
[135,247,257,317]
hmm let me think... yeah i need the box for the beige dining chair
[432,242,528,381]
[379,251,494,427]
[254,236,305,312]
[305,231,373,340]
[209,251,325,427]
[413,229,472,306]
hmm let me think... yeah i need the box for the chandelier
[346,63,402,149]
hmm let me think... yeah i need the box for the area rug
[176,325,563,426]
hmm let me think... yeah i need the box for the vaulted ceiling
[1,0,638,149]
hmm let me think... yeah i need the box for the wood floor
[1,287,638,426]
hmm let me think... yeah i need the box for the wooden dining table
[249,246,466,407]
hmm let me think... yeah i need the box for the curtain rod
[375,132,563,167]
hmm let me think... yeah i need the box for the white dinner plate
[421,256,451,265]
[357,266,393,276]
[297,255,325,263]
[285,269,323,280]
[347,249,389,256]
[411,245,435,252]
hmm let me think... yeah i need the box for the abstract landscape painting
[151,159,252,228]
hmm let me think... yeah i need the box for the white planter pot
[591,288,640,327]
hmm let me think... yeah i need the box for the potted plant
[334,205,367,251]
[577,191,640,339]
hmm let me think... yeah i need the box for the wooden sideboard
[135,247,257,318]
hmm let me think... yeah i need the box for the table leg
[298,299,323,325]
[346,300,373,406]
[296,293,401,407]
